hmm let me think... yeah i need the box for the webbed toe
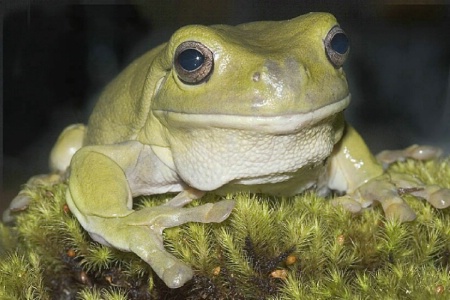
[162,262,194,289]
[428,188,450,209]
[330,195,363,214]
[205,200,235,223]
[383,202,416,222]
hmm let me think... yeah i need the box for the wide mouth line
[154,94,350,134]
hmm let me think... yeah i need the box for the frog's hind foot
[2,173,64,223]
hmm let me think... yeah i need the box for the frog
[4,12,450,289]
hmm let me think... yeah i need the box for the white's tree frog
[5,12,450,288]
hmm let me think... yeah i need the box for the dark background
[2,1,450,212]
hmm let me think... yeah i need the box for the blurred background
[2,0,449,212]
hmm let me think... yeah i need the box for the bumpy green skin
[3,12,450,289]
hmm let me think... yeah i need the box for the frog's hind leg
[66,146,234,288]
[2,124,85,223]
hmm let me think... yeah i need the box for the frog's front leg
[67,142,234,288]
[327,124,417,222]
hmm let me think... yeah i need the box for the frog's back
[84,44,165,146]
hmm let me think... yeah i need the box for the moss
[1,158,449,299]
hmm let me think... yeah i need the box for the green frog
[5,12,449,288]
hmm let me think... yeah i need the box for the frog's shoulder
[84,44,166,145]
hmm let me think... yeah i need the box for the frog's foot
[389,172,450,210]
[3,173,63,223]
[400,186,450,209]
[334,172,450,222]
[331,175,417,222]
[376,144,442,169]
[75,196,234,289]
[2,191,31,223]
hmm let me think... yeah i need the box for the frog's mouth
[154,94,350,134]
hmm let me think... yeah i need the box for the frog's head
[144,13,351,191]
[150,12,350,134]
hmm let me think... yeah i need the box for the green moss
[0,252,49,300]
[1,158,449,299]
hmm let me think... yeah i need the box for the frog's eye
[324,26,349,68]
[174,41,214,84]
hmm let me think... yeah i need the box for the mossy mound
[1,158,449,299]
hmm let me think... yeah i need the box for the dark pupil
[330,33,349,54]
[178,49,205,71]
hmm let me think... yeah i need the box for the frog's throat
[155,94,350,134]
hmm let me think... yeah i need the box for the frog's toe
[204,199,235,223]
[162,200,235,228]
[8,192,32,212]
[125,227,195,289]
[384,202,416,222]
[2,192,32,223]
[2,209,14,223]
[404,144,442,161]
[164,188,205,208]
[406,185,450,209]
[376,145,442,168]
[330,196,362,214]
[426,187,450,209]
[163,261,194,289]
[376,149,405,166]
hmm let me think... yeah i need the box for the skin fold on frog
[4,12,450,288]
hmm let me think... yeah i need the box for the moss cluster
[1,158,449,299]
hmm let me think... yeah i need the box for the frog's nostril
[252,72,261,82]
